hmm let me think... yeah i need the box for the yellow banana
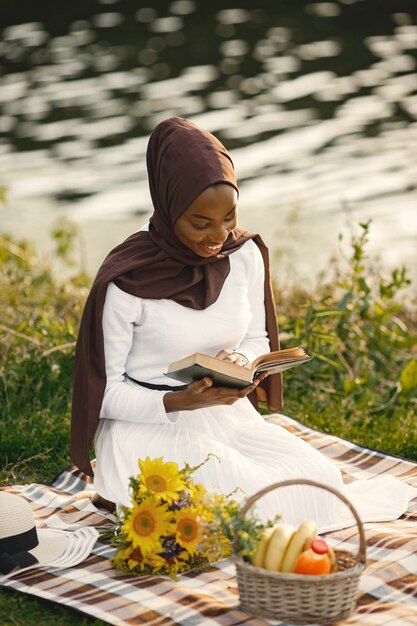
[251,526,275,568]
[328,545,338,572]
[263,524,296,571]
[280,519,318,573]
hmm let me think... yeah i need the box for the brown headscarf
[71,117,282,477]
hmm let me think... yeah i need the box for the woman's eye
[190,212,236,230]
[191,222,210,230]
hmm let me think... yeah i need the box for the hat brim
[29,529,70,567]
[2,527,99,578]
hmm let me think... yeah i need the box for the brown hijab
[71,117,282,477]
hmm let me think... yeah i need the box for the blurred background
[1,0,416,286]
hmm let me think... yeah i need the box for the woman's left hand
[215,350,249,367]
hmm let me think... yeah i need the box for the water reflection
[0,0,416,283]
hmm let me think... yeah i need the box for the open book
[165,347,313,389]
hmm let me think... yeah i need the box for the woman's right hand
[163,373,267,413]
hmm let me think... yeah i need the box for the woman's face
[173,184,238,257]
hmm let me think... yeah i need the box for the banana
[328,545,338,573]
[263,524,296,571]
[251,526,275,568]
[303,536,314,551]
[280,519,318,573]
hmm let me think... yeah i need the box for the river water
[0,0,416,286]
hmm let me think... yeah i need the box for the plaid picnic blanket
[1,413,417,626]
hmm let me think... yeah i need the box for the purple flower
[162,536,182,559]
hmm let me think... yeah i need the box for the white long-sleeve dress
[94,239,414,532]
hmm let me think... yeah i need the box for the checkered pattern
[1,414,417,626]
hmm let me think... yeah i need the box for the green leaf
[337,292,352,310]
[343,377,353,393]
[400,360,417,392]
[314,309,345,318]
[358,277,370,296]
[315,354,346,372]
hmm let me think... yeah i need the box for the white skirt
[94,397,413,533]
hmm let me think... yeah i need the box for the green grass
[0,220,416,624]
[0,590,107,626]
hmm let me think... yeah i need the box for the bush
[0,223,90,483]
[276,222,417,458]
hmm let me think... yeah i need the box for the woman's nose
[209,223,229,242]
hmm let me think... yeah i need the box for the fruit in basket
[327,544,337,572]
[280,519,318,573]
[251,526,276,568]
[252,518,338,575]
[293,538,331,575]
[263,523,296,571]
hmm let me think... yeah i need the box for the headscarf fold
[71,117,282,476]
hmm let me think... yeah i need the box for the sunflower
[123,499,172,556]
[188,481,207,501]
[114,546,146,571]
[138,456,186,504]
[115,545,168,573]
[174,506,205,556]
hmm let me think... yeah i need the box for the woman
[71,117,413,531]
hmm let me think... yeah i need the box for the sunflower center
[129,547,144,563]
[133,511,156,536]
[178,519,198,542]
[146,474,168,492]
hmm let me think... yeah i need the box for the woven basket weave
[233,479,366,624]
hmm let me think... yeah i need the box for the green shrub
[0,223,90,483]
[276,222,417,458]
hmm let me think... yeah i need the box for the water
[0,0,416,286]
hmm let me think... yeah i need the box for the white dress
[94,239,414,532]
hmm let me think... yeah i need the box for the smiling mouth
[200,242,223,252]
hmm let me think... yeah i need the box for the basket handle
[237,478,366,565]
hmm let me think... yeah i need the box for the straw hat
[0,491,99,577]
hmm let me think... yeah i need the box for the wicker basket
[233,479,366,624]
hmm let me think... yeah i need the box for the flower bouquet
[108,454,277,579]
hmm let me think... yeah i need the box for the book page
[251,347,308,369]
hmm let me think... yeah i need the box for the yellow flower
[175,506,204,556]
[188,481,207,501]
[123,499,172,556]
[138,456,186,504]
[115,545,168,573]
[114,546,146,571]
[202,531,231,562]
